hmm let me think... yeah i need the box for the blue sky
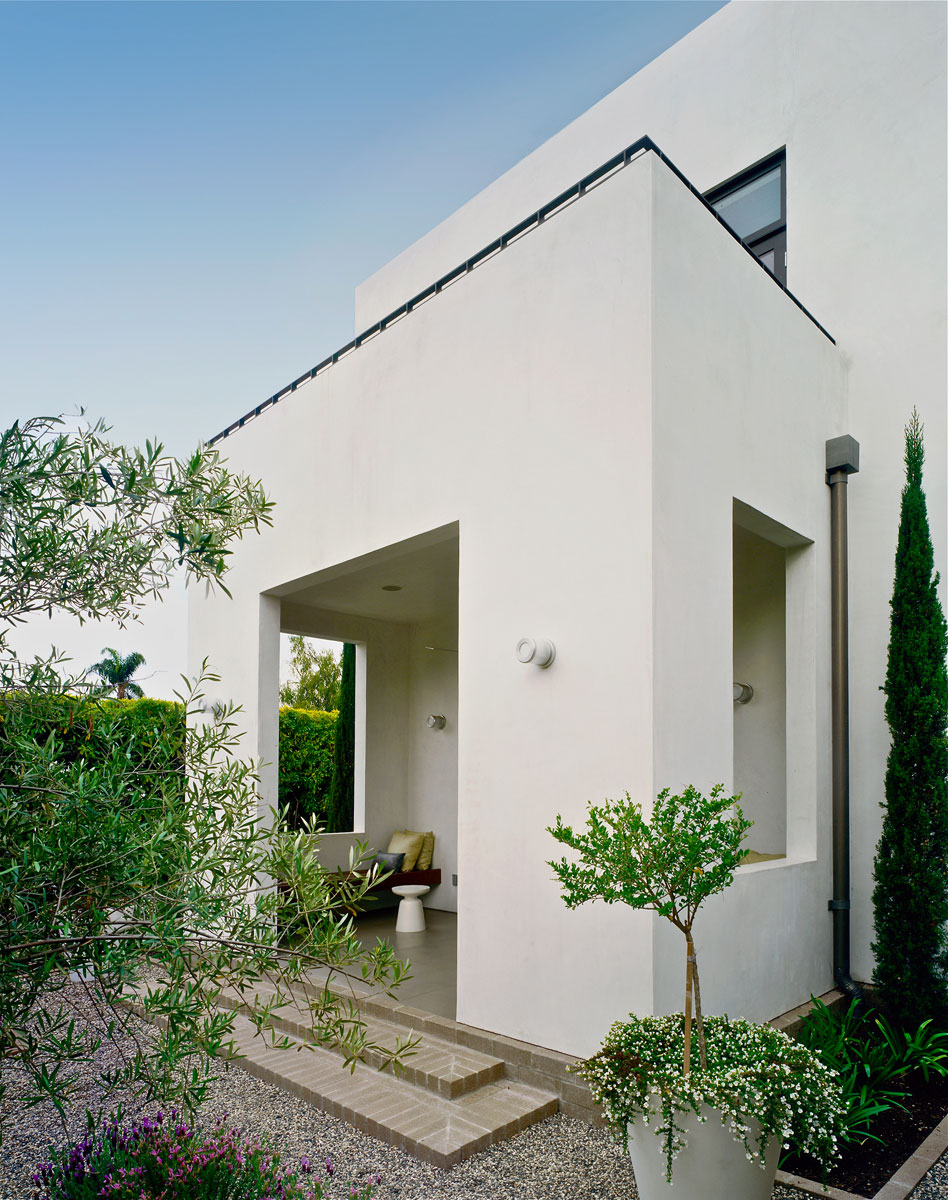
[0,0,724,692]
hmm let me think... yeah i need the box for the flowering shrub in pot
[548,785,843,1198]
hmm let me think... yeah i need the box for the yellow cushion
[395,829,435,871]
[387,830,425,872]
[416,831,435,871]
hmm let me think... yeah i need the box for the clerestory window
[706,150,786,285]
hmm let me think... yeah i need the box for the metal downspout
[826,435,863,1001]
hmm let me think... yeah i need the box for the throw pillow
[387,829,425,872]
[416,831,435,871]
[395,829,435,871]
[374,851,405,873]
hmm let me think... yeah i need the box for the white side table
[391,884,430,932]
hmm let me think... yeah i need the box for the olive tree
[0,416,412,1138]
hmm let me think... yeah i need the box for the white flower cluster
[574,1014,844,1183]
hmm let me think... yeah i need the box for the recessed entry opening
[274,525,460,1018]
[732,500,813,864]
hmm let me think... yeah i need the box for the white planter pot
[628,1105,779,1200]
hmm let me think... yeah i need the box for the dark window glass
[712,165,782,240]
[706,152,786,285]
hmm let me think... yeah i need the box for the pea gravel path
[0,986,944,1200]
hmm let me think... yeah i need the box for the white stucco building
[190,1,947,1058]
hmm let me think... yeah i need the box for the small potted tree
[548,784,842,1200]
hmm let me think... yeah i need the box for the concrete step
[224,1009,558,1168]
[216,985,506,1100]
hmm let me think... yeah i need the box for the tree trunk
[689,937,707,1070]
[683,937,694,1074]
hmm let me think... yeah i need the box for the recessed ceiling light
[381,584,402,592]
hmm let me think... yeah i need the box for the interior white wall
[352,1,947,983]
[648,155,843,1022]
[403,615,458,912]
[732,524,787,855]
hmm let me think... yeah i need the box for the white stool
[392,884,430,932]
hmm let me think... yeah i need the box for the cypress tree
[327,642,355,832]
[872,411,948,1026]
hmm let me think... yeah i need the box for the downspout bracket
[826,434,860,478]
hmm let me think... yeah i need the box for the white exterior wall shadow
[192,147,847,1053]
[352,0,947,986]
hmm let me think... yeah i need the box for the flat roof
[208,135,834,447]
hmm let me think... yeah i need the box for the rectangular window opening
[706,149,787,285]
[278,634,358,833]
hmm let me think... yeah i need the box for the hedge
[0,695,185,769]
[0,696,186,825]
[0,696,335,831]
[278,706,337,830]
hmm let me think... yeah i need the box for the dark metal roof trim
[208,135,835,446]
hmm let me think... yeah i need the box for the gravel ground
[912,1149,948,1200]
[1,985,945,1200]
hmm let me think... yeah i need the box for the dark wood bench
[278,866,442,929]
[362,867,441,892]
[346,867,441,912]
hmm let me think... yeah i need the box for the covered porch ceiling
[270,523,459,627]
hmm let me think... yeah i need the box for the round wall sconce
[517,637,556,668]
[733,682,754,704]
[426,714,446,730]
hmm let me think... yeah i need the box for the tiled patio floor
[352,907,457,1020]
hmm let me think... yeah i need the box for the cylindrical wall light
[517,637,556,668]
[733,682,754,704]
[426,714,446,730]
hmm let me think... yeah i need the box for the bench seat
[360,867,441,892]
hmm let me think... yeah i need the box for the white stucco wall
[191,144,848,1051]
[191,158,660,1053]
[648,155,844,1022]
[351,0,948,987]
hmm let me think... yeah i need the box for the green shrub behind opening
[279,706,336,829]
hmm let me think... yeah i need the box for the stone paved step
[224,1010,558,1168]
[215,985,506,1100]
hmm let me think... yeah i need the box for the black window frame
[705,149,787,285]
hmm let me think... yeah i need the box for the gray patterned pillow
[374,851,405,873]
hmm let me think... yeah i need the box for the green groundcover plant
[549,785,844,1181]
[32,1110,380,1200]
[793,996,948,1150]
